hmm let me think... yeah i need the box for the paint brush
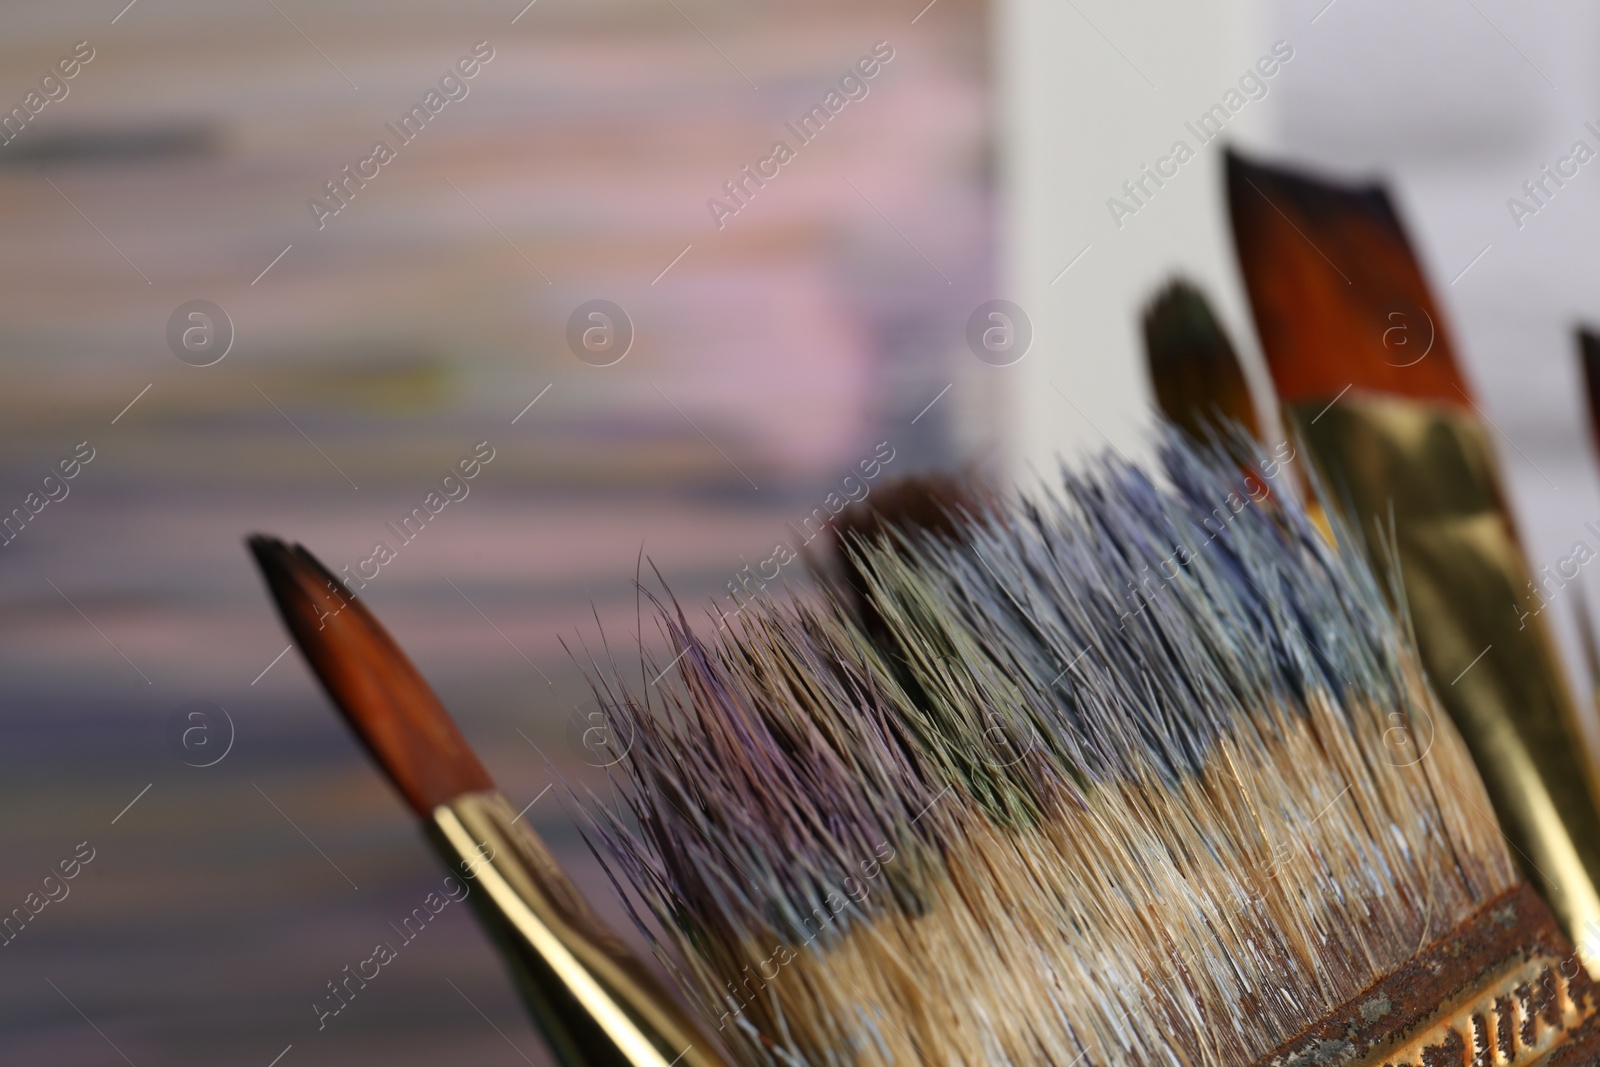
[1578,326,1600,464]
[247,536,733,1067]
[1138,275,1335,537]
[1227,147,1600,973]
[1140,275,1262,441]
[584,438,1600,1065]
[1566,326,1600,785]
[1573,584,1600,738]
[248,432,1600,1064]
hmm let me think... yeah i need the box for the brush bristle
[828,471,990,636]
[1226,150,1468,407]
[1142,277,1261,440]
[586,438,1516,1067]
[248,535,493,814]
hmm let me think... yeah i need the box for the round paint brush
[1140,276,1262,442]
[1139,275,1336,541]
[247,535,733,1067]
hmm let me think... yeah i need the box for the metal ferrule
[1294,393,1600,976]
[1256,884,1600,1066]
[429,791,733,1067]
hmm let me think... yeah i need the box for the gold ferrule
[429,791,733,1067]
[1293,394,1600,976]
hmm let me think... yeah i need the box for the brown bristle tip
[1579,327,1600,444]
[829,472,992,622]
[1226,149,1469,408]
[833,471,989,549]
[1141,276,1261,440]
[246,534,493,816]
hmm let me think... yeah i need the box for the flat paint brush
[1225,152,1463,406]
[585,440,1600,1066]
[247,536,733,1067]
[1227,148,1600,973]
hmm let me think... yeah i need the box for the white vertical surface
[1000,0,1275,483]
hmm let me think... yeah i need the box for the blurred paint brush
[1141,276,1262,442]
[1227,147,1600,972]
[1566,327,1600,761]
[1579,327,1600,463]
[1139,275,1338,537]
[1573,582,1600,728]
[247,536,733,1067]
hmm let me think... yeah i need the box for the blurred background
[2,0,1598,1062]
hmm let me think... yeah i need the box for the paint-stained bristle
[248,535,493,815]
[829,471,990,634]
[586,438,1518,1067]
[1142,276,1262,440]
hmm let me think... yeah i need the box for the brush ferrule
[1294,394,1600,978]
[429,792,731,1067]
[1257,884,1599,1067]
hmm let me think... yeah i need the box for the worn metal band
[1257,884,1600,1066]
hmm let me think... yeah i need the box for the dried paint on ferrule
[1256,884,1600,1067]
